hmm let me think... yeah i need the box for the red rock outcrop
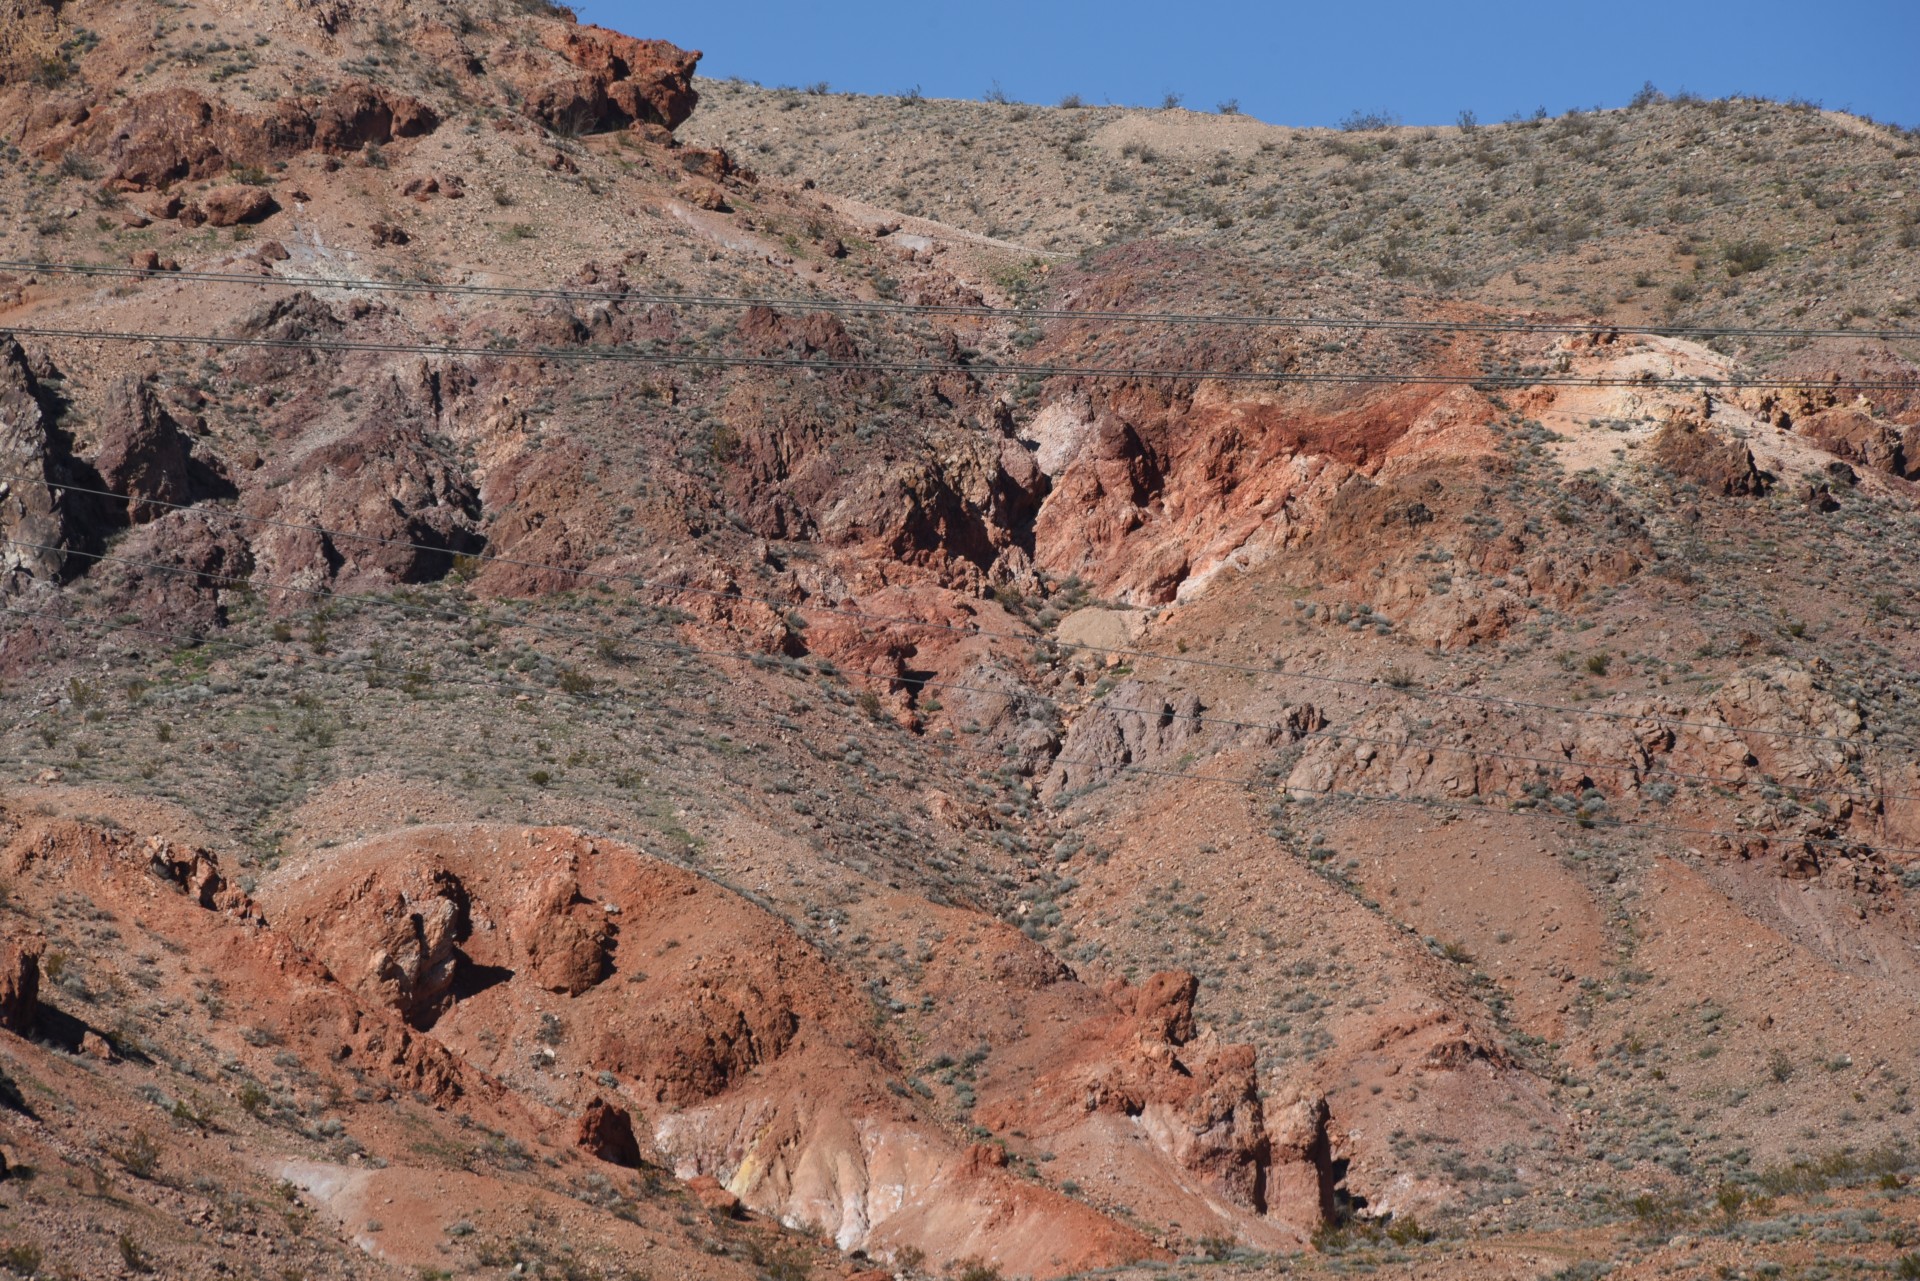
[529,26,700,134]
[258,826,1164,1277]
[200,186,278,227]
[89,83,438,191]
[576,1096,643,1166]
[1650,413,1768,496]
[0,931,42,1034]
[93,377,193,521]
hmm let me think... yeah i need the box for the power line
[5,592,1905,860]
[4,323,1918,393]
[8,258,1920,346]
[20,478,1890,755]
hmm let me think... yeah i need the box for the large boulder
[94,378,193,520]
[0,931,42,1035]
[0,340,72,589]
[508,873,611,996]
[201,186,278,227]
[532,26,700,134]
[1650,414,1768,496]
[574,1096,642,1166]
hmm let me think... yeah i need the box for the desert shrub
[1724,239,1776,276]
[1340,109,1401,131]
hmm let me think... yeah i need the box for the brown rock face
[1043,681,1208,800]
[1797,405,1913,479]
[575,1096,643,1166]
[364,869,471,1027]
[1651,414,1768,496]
[96,84,437,191]
[0,339,72,589]
[0,931,42,1034]
[529,26,700,134]
[244,369,483,591]
[101,509,253,630]
[508,872,611,996]
[201,186,277,227]
[94,378,193,520]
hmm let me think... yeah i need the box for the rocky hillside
[0,1,1919,1278]
[687,80,1920,349]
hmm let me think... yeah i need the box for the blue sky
[572,0,1920,129]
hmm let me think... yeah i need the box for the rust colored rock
[1650,414,1768,496]
[510,872,611,996]
[680,180,729,213]
[575,1096,642,1166]
[686,1174,742,1218]
[0,932,42,1035]
[961,1142,1009,1175]
[538,27,700,132]
[107,88,261,190]
[736,307,859,363]
[1798,405,1910,478]
[1128,971,1199,1045]
[80,1029,115,1062]
[312,82,438,151]
[94,377,193,521]
[96,84,437,192]
[202,186,277,227]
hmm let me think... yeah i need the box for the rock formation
[0,931,42,1034]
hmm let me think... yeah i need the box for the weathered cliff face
[0,340,72,590]
[254,824,1333,1274]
